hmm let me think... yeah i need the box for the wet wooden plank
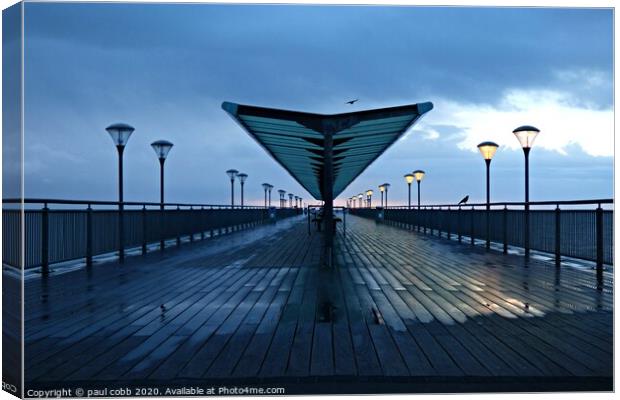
[310,323,334,376]
[25,214,613,388]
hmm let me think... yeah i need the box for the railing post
[141,205,147,255]
[86,204,93,267]
[160,205,165,251]
[447,206,451,240]
[416,207,420,232]
[41,203,49,275]
[503,205,508,254]
[219,206,224,235]
[470,206,475,246]
[485,206,490,250]
[410,208,413,230]
[555,204,561,267]
[423,207,427,234]
[200,206,205,240]
[429,207,433,235]
[176,205,181,246]
[524,203,530,259]
[189,206,195,242]
[119,202,125,264]
[596,204,604,279]
[458,206,462,243]
[210,221,215,238]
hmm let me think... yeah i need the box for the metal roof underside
[222,101,433,200]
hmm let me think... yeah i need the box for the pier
[8,208,612,393]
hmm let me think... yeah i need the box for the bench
[311,216,342,232]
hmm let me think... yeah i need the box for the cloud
[413,86,613,157]
[21,4,613,204]
[554,68,609,92]
[407,124,440,141]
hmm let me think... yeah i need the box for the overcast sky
[20,2,613,206]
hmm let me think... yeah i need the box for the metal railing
[2,198,301,272]
[350,199,613,269]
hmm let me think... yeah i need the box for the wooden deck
[24,214,613,393]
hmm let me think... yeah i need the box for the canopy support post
[322,127,335,268]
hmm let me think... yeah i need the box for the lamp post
[237,173,248,208]
[262,183,270,208]
[105,123,135,263]
[358,193,364,208]
[404,174,414,209]
[268,184,273,207]
[151,140,174,250]
[151,140,174,208]
[382,183,390,208]
[513,125,540,258]
[413,170,425,209]
[379,185,385,207]
[226,169,238,208]
[288,193,294,208]
[366,189,373,208]
[278,190,286,208]
[477,142,499,249]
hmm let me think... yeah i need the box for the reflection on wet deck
[24,214,613,393]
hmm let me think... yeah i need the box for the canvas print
[1,1,614,397]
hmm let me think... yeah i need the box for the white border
[0,2,616,400]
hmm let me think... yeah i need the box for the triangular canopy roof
[222,101,433,200]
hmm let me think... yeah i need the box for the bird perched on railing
[458,195,469,205]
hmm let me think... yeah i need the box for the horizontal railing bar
[378,198,613,208]
[1,198,275,209]
[3,198,612,208]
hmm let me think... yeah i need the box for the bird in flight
[457,195,469,205]
[346,99,359,104]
